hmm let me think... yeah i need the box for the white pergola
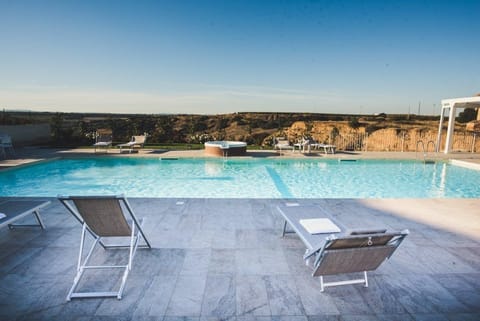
[436,96,480,154]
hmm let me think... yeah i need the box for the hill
[1,110,478,152]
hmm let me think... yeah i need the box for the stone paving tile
[209,249,236,275]
[264,275,305,316]
[326,285,374,315]
[446,313,480,321]
[235,248,290,276]
[412,314,450,321]
[166,275,207,317]
[358,276,408,315]
[293,275,339,315]
[181,248,212,276]
[236,275,271,316]
[201,274,236,318]
[132,275,178,318]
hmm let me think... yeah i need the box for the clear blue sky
[1,0,479,115]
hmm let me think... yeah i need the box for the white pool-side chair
[58,195,151,300]
[93,129,113,153]
[274,137,294,154]
[0,134,15,158]
[118,135,147,153]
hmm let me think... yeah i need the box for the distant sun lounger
[93,129,113,153]
[117,135,147,153]
[274,137,294,154]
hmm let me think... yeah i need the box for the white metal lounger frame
[0,200,50,230]
[58,195,151,301]
[304,230,409,292]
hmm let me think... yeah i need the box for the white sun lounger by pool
[0,133,16,159]
[311,143,336,154]
[93,129,113,153]
[0,200,51,229]
[274,137,294,154]
[117,135,147,153]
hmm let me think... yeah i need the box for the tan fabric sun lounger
[58,195,151,300]
[277,204,408,291]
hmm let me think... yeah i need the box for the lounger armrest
[303,234,338,260]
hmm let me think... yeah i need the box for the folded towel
[0,212,6,220]
[299,218,341,234]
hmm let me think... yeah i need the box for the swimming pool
[1,158,479,198]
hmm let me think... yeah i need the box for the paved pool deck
[0,197,479,321]
[1,148,479,320]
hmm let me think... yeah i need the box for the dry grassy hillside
[2,111,479,151]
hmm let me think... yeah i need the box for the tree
[348,117,361,129]
[458,108,477,123]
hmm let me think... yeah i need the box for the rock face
[466,121,480,132]
[267,120,477,152]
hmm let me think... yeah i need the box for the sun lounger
[0,134,16,159]
[274,137,294,153]
[117,135,147,153]
[0,200,51,229]
[293,138,312,153]
[311,143,336,154]
[93,129,113,153]
[58,195,151,300]
[277,204,408,291]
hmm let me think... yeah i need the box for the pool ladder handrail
[415,140,437,163]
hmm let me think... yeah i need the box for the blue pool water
[1,158,479,198]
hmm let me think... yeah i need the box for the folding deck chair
[304,229,409,291]
[58,195,151,300]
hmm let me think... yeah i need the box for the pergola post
[436,107,445,152]
[437,96,480,154]
[444,105,456,154]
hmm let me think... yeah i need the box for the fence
[331,130,480,153]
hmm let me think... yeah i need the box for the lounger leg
[8,210,46,229]
[319,272,369,292]
[67,225,100,301]
[282,220,287,237]
[117,267,129,300]
[33,210,46,229]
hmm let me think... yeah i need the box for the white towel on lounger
[0,212,6,220]
[299,218,341,234]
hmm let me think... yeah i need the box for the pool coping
[2,146,480,170]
